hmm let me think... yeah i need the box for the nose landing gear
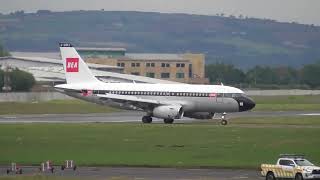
[142,116,152,123]
[220,112,228,125]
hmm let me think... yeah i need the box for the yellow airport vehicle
[261,154,320,180]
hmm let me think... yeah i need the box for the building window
[161,63,170,68]
[131,63,140,67]
[131,72,140,75]
[117,63,125,67]
[176,63,185,68]
[146,62,155,67]
[146,72,155,78]
[176,73,185,78]
[161,73,170,78]
[189,64,192,78]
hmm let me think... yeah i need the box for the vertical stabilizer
[59,43,100,84]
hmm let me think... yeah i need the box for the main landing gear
[142,116,152,123]
[142,116,175,124]
[164,118,174,124]
[220,112,228,126]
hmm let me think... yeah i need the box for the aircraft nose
[234,96,256,112]
[245,97,256,111]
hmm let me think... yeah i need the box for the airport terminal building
[1,47,208,85]
[79,48,209,84]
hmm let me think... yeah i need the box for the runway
[1,166,262,180]
[0,111,319,123]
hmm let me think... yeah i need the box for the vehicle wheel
[142,116,152,123]
[221,119,228,125]
[164,119,174,124]
[61,165,65,170]
[266,172,276,180]
[19,169,22,174]
[295,173,303,180]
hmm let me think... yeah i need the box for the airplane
[55,43,255,125]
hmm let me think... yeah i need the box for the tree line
[0,43,10,57]
[0,68,35,92]
[205,62,320,89]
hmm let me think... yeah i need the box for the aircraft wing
[97,93,170,110]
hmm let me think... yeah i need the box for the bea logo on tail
[66,58,79,72]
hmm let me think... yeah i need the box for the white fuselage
[56,81,253,114]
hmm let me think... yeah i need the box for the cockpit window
[294,159,314,166]
[232,93,248,98]
[231,93,241,98]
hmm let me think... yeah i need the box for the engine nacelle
[152,105,184,119]
[184,112,214,119]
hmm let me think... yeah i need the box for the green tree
[273,66,299,85]
[0,43,10,57]
[206,63,245,85]
[246,66,278,85]
[9,68,35,91]
[301,62,320,88]
[0,69,3,90]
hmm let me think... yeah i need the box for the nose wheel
[220,112,228,125]
[164,118,174,124]
[142,116,152,123]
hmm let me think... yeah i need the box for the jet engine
[152,105,184,119]
[184,112,214,119]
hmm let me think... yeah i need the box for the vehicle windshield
[294,159,314,166]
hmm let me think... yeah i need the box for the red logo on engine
[66,58,79,72]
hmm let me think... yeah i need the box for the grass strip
[0,121,319,169]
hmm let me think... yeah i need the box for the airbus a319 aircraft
[55,43,255,125]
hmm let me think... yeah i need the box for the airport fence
[0,90,320,102]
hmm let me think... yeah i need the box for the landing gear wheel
[295,173,303,180]
[221,119,228,126]
[220,112,228,125]
[142,116,152,123]
[164,119,174,124]
[266,172,275,180]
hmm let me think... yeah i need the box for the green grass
[233,116,320,125]
[0,100,118,115]
[252,95,320,111]
[0,177,81,180]
[0,118,319,169]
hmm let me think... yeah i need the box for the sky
[0,0,319,25]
